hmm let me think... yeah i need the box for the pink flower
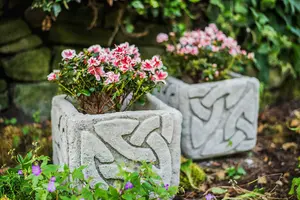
[229,48,237,56]
[153,70,168,84]
[87,57,100,67]
[166,44,175,52]
[141,60,155,73]
[61,49,76,60]
[241,50,247,55]
[105,72,120,85]
[211,46,219,52]
[88,66,105,81]
[137,71,147,79]
[47,72,56,81]
[151,56,162,69]
[247,52,255,60]
[88,45,101,53]
[156,33,169,43]
[119,64,131,73]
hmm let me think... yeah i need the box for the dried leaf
[107,0,113,6]
[290,119,300,127]
[258,176,267,184]
[276,180,283,186]
[215,170,226,180]
[282,142,298,151]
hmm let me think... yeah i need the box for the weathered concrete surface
[51,94,182,188]
[154,76,259,160]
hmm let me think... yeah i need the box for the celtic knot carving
[81,114,174,188]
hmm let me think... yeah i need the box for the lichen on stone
[0,19,31,45]
[0,35,42,54]
[1,47,51,81]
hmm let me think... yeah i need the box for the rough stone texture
[14,82,58,120]
[0,79,7,92]
[139,46,164,59]
[154,76,259,159]
[49,23,113,46]
[0,19,31,45]
[0,91,8,110]
[51,94,182,188]
[1,48,51,81]
[0,35,42,54]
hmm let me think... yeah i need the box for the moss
[0,79,7,92]
[180,158,206,190]
[1,48,51,81]
[13,82,58,120]
[0,19,31,45]
[49,23,113,46]
[0,35,42,54]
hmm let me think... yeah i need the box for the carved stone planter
[51,94,182,188]
[154,75,259,159]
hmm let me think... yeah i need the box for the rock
[0,19,31,45]
[139,46,164,59]
[49,23,113,46]
[52,94,182,188]
[1,48,51,81]
[115,23,169,46]
[24,7,46,28]
[14,82,58,120]
[0,35,42,54]
[0,79,7,92]
[0,91,8,110]
[154,76,260,159]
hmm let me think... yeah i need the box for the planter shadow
[154,75,259,160]
[51,94,182,188]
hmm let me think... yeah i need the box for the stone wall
[0,1,167,121]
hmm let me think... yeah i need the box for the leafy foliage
[0,150,178,200]
[206,0,300,84]
[225,166,247,180]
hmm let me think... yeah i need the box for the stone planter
[51,94,182,188]
[154,75,259,159]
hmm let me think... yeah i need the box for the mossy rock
[49,23,113,46]
[0,19,31,45]
[0,79,7,92]
[14,82,58,120]
[180,159,206,190]
[139,46,164,59]
[1,48,51,81]
[0,35,42,54]
[0,91,8,110]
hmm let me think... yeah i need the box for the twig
[87,0,99,30]
[120,24,152,38]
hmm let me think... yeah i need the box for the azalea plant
[0,149,178,200]
[156,24,254,83]
[47,42,168,114]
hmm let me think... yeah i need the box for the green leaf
[22,126,30,135]
[211,187,227,194]
[52,3,62,17]
[210,0,224,11]
[80,89,91,96]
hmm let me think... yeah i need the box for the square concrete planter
[154,75,259,159]
[51,94,182,188]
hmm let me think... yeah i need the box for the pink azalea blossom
[61,49,76,60]
[141,60,155,73]
[153,70,168,84]
[166,44,175,52]
[156,33,169,43]
[88,44,101,53]
[88,66,105,81]
[247,52,255,60]
[137,71,147,79]
[47,72,56,81]
[151,56,163,69]
[87,57,100,67]
[105,72,120,85]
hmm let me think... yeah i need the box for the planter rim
[52,93,182,120]
[167,73,258,87]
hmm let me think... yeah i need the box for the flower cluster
[157,24,254,83]
[47,43,168,114]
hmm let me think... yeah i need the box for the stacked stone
[0,3,167,120]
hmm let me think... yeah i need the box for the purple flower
[32,164,41,176]
[47,176,56,193]
[18,170,23,175]
[164,184,169,190]
[205,193,215,200]
[124,181,134,190]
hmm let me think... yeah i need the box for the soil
[176,100,300,200]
